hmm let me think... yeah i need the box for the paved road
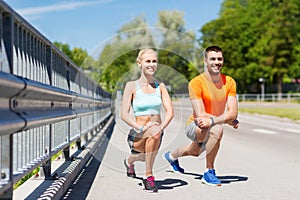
[62,100,300,200]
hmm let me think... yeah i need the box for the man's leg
[164,123,207,172]
[205,124,223,169]
[201,124,223,186]
[171,141,202,158]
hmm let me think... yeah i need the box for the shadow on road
[182,171,248,185]
[62,121,115,200]
[135,176,188,190]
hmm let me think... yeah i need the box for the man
[164,45,239,186]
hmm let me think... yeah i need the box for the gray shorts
[185,121,207,148]
[127,128,164,154]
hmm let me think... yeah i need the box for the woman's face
[138,52,157,76]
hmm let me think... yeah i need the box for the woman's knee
[146,126,162,140]
[148,132,162,141]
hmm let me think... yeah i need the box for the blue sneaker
[164,151,184,173]
[202,169,221,186]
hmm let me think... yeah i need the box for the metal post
[259,78,265,102]
[63,146,70,161]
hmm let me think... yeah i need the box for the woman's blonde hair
[136,48,157,63]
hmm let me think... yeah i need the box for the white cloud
[17,0,112,16]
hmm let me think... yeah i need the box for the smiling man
[164,45,239,186]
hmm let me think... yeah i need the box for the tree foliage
[200,0,300,93]
[94,11,200,94]
[56,1,300,95]
[53,42,89,67]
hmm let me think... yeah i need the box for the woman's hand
[145,121,159,129]
[143,122,162,137]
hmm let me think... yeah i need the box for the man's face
[205,51,224,74]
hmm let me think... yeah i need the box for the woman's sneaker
[164,151,185,173]
[123,159,136,178]
[201,169,221,186]
[142,176,158,192]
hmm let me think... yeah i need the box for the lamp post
[258,77,265,101]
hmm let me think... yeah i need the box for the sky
[3,0,223,54]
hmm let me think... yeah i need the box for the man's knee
[187,142,202,156]
[210,125,223,140]
[189,149,201,156]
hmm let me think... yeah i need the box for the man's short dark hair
[205,46,223,58]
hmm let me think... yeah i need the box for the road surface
[62,100,300,200]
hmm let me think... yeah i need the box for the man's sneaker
[142,176,158,192]
[164,151,184,173]
[123,159,136,178]
[201,169,221,186]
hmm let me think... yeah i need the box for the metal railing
[174,93,300,103]
[237,93,300,103]
[0,1,112,199]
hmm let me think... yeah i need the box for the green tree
[157,10,199,93]
[200,0,300,94]
[53,41,90,67]
[94,16,155,93]
[94,11,201,94]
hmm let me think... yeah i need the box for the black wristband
[210,117,215,126]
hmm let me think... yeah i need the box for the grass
[239,106,300,121]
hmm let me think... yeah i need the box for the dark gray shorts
[127,128,164,154]
[185,122,207,148]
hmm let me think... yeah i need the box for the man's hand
[228,119,239,129]
[194,117,211,129]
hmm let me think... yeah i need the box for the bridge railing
[0,1,112,199]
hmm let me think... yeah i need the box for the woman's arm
[160,83,174,131]
[121,81,141,130]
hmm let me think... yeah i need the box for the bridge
[1,1,300,199]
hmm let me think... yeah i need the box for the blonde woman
[121,48,174,192]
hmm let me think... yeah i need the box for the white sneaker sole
[201,178,222,186]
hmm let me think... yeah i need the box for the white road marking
[252,129,278,135]
[281,128,300,134]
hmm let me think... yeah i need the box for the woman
[121,48,174,192]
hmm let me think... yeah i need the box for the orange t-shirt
[187,73,236,124]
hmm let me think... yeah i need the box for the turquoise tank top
[132,81,162,116]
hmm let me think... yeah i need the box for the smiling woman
[120,48,174,192]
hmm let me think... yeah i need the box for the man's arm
[190,98,213,128]
[190,98,210,118]
[213,96,239,127]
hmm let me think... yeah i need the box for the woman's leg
[127,152,145,164]
[144,125,162,177]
